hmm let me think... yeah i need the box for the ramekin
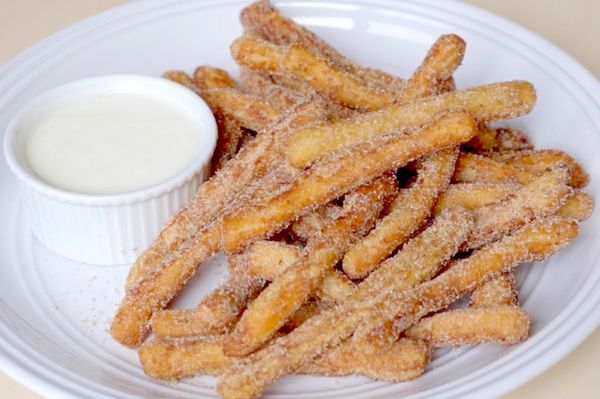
[3,75,217,265]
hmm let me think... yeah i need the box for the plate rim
[1,0,600,398]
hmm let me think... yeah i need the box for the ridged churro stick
[399,34,465,101]
[217,207,476,399]
[200,88,281,131]
[239,0,406,92]
[191,66,253,172]
[289,203,342,241]
[342,34,465,278]
[224,175,397,356]
[286,81,536,168]
[139,335,428,382]
[221,111,478,253]
[150,259,264,339]
[454,152,536,185]
[193,66,238,89]
[217,217,577,399]
[405,272,523,347]
[404,305,530,347]
[491,149,589,188]
[246,241,355,301]
[114,98,328,347]
[163,70,280,132]
[470,272,518,308]
[239,68,302,110]
[436,183,593,221]
[464,165,573,250]
[231,36,398,110]
[464,125,533,153]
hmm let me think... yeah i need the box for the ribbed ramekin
[3,75,217,265]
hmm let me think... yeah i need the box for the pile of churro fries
[110,1,593,398]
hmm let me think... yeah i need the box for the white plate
[1,1,600,398]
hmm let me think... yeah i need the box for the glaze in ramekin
[4,75,217,265]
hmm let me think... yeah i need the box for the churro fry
[405,305,530,347]
[239,0,406,92]
[164,70,278,132]
[217,206,475,399]
[289,203,342,241]
[139,335,427,381]
[454,152,541,185]
[299,337,429,381]
[464,125,533,153]
[399,34,465,101]
[246,240,354,301]
[493,149,588,188]
[112,222,221,347]
[435,182,518,213]
[189,67,252,172]
[464,165,572,250]
[286,81,536,168]
[436,183,592,221]
[343,149,458,279]
[557,190,594,220]
[222,111,477,253]
[470,272,518,308]
[200,88,280,131]
[239,68,302,110]
[231,37,398,110]
[224,175,396,356]
[193,66,238,89]
[151,269,264,339]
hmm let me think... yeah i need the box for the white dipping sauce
[25,92,201,194]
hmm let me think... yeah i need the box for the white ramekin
[3,75,217,265]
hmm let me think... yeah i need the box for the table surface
[1,0,599,398]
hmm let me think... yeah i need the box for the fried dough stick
[464,166,572,250]
[113,98,327,347]
[163,70,280,132]
[492,149,588,188]
[464,125,533,153]
[404,306,530,346]
[231,36,398,111]
[246,241,355,301]
[224,175,397,356]
[139,335,428,382]
[239,68,302,110]
[436,183,593,220]
[239,0,406,92]
[405,273,526,346]
[216,217,577,399]
[342,34,465,278]
[191,66,253,172]
[150,254,264,339]
[289,203,342,241]
[470,272,518,308]
[286,80,536,168]
[193,66,238,89]
[239,67,356,120]
[221,111,478,253]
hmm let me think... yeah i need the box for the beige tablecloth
[0,1,599,398]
